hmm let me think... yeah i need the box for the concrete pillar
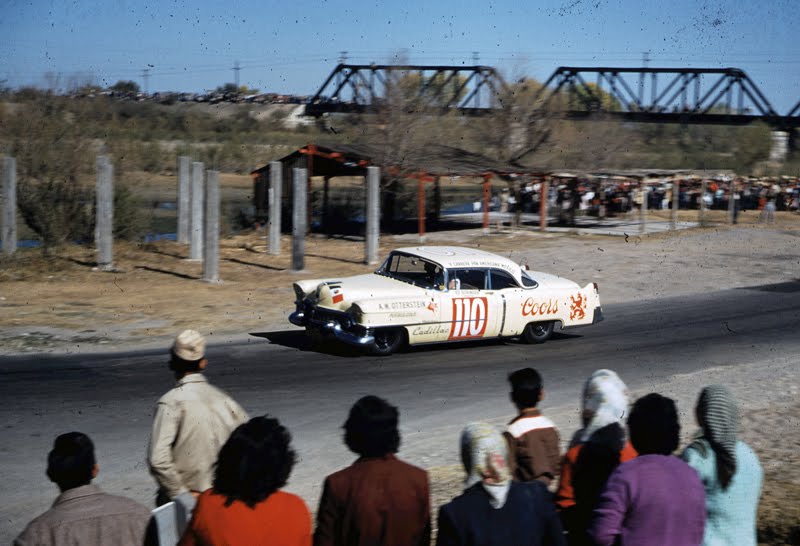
[95,155,114,271]
[769,131,789,163]
[639,183,648,235]
[365,166,380,265]
[203,170,220,283]
[292,168,307,271]
[2,157,16,255]
[671,179,679,230]
[190,161,204,260]
[177,156,190,244]
[269,161,282,256]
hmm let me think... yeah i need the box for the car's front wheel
[522,321,554,344]
[370,328,405,356]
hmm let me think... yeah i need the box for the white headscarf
[460,422,512,509]
[574,369,630,445]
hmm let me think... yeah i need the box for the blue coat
[682,440,762,546]
[436,481,565,546]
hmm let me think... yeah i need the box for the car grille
[309,306,353,329]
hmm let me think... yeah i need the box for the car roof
[392,246,523,275]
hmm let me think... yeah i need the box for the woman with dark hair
[178,416,311,546]
[314,395,431,546]
[589,393,706,546]
[556,370,637,545]
[682,385,762,546]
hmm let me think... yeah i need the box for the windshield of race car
[377,253,444,290]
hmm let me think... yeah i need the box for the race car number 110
[449,297,488,340]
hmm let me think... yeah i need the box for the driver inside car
[424,261,445,290]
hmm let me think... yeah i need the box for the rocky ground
[1,209,798,544]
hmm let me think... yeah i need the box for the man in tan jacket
[15,432,150,546]
[148,329,249,505]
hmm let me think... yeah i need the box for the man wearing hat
[148,329,249,506]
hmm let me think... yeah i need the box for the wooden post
[365,166,380,265]
[269,161,282,256]
[95,155,114,271]
[190,162,204,260]
[292,168,307,271]
[2,157,16,255]
[203,170,220,282]
[539,177,549,232]
[177,156,190,244]
[417,179,426,243]
[482,178,491,234]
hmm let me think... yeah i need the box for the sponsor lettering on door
[449,297,489,339]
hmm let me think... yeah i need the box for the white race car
[289,246,603,355]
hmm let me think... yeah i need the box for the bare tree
[1,97,94,249]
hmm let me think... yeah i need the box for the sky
[2,0,798,112]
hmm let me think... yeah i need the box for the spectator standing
[178,416,312,546]
[436,422,565,546]
[556,370,637,545]
[148,329,249,505]
[14,432,150,546]
[505,368,560,485]
[314,395,431,546]
[589,393,705,546]
[682,385,762,546]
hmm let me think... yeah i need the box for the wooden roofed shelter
[251,142,541,239]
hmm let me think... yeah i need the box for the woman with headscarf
[555,370,637,545]
[436,422,565,546]
[681,385,762,546]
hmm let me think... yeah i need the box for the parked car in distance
[289,246,603,355]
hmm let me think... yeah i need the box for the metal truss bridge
[305,64,800,130]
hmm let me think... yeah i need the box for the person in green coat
[682,385,763,546]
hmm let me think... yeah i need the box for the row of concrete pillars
[2,155,745,267]
[1,155,222,283]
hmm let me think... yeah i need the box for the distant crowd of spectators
[492,175,800,227]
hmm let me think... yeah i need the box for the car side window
[520,270,538,288]
[448,268,487,290]
[489,269,519,290]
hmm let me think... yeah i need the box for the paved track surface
[2,281,799,541]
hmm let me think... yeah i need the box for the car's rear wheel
[370,328,405,356]
[522,321,554,344]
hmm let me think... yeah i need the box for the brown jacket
[505,408,561,485]
[14,484,150,546]
[314,454,431,546]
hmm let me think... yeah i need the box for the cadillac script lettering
[411,324,451,336]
